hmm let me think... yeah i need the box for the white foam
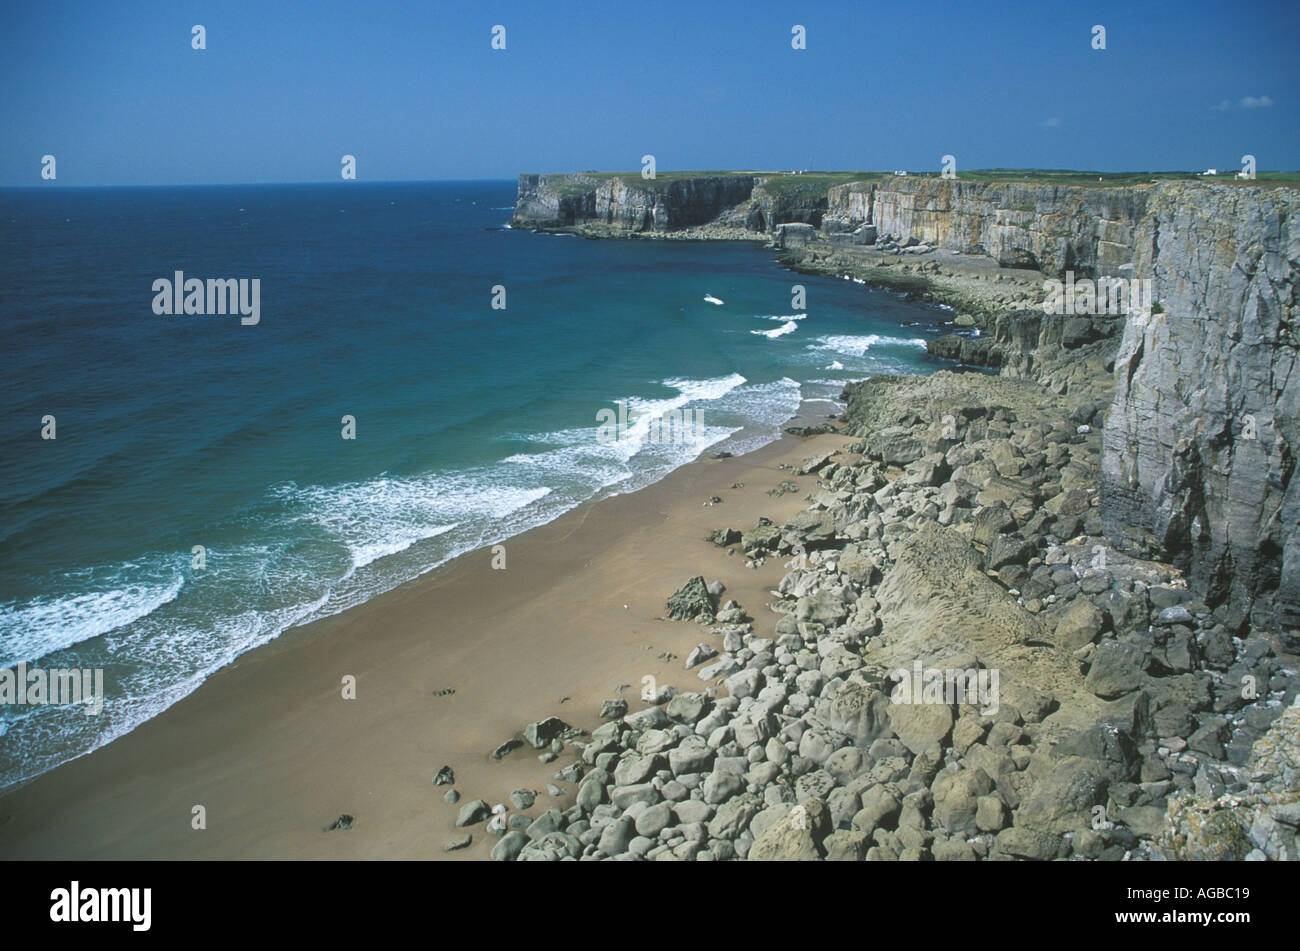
[703,295,724,305]
[280,475,550,571]
[808,334,928,357]
[0,570,185,668]
[752,320,800,339]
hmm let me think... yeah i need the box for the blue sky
[3,0,1296,185]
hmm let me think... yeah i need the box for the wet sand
[0,422,852,860]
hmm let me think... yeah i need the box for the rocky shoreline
[424,172,1300,861]
[438,366,1297,861]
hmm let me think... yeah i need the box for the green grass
[751,171,884,199]
[535,168,1300,198]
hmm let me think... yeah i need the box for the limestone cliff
[513,173,1149,279]
[828,178,1148,277]
[512,170,1299,631]
[512,173,754,232]
[1100,183,1299,630]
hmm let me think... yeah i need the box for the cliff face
[1100,183,1300,630]
[512,174,754,232]
[511,170,1298,628]
[825,179,1148,277]
[513,174,1149,279]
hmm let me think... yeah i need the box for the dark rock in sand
[667,576,716,622]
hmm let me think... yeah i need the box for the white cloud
[1214,95,1275,111]
[1040,117,1063,128]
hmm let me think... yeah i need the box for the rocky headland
[437,172,1300,861]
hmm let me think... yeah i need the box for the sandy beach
[0,418,850,860]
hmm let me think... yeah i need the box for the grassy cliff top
[533,168,1300,195]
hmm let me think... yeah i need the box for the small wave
[753,314,807,321]
[703,295,724,305]
[659,373,747,404]
[825,360,845,370]
[752,320,799,339]
[808,334,928,357]
[279,476,550,572]
[0,571,185,668]
[351,524,457,570]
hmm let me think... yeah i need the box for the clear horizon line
[4,167,1298,190]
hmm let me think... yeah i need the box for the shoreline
[0,407,854,859]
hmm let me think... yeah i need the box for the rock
[933,768,995,836]
[975,795,1008,832]
[703,769,746,804]
[852,786,901,835]
[669,736,715,776]
[600,699,628,720]
[1117,805,1167,839]
[432,765,454,786]
[1157,605,1195,626]
[444,834,472,852]
[525,808,564,840]
[661,796,706,823]
[576,777,604,813]
[887,700,955,756]
[823,679,892,747]
[710,528,742,547]
[325,814,353,832]
[509,789,536,811]
[492,738,523,760]
[987,534,1035,571]
[1056,599,1105,651]
[666,691,709,723]
[685,644,718,669]
[598,817,636,856]
[824,830,871,861]
[490,831,529,861]
[667,576,716,622]
[610,783,659,810]
[524,717,570,749]
[707,798,760,840]
[741,521,783,554]
[456,800,490,827]
[444,789,460,804]
[698,656,741,681]
[749,799,832,860]
[613,753,659,787]
[624,706,670,731]
[1015,757,1112,834]
[993,827,1060,861]
[636,802,674,838]
[1086,640,1144,698]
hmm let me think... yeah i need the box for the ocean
[0,180,962,788]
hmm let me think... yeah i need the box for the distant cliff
[826,179,1148,276]
[511,172,1152,279]
[512,174,756,232]
[513,170,1299,629]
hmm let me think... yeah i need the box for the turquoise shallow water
[0,180,965,787]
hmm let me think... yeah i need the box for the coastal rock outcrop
[1100,184,1300,631]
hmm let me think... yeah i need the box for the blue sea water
[0,180,961,788]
